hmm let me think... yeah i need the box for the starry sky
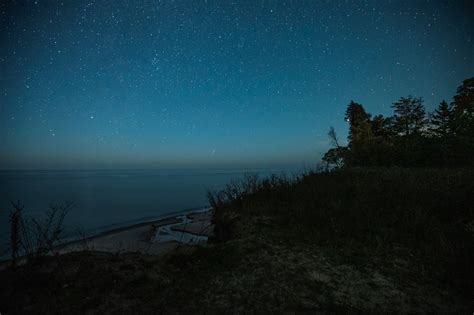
[1,0,473,170]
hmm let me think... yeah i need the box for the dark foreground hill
[1,168,473,313]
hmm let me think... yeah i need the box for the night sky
[1,1,473,170]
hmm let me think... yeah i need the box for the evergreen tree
[371,114,394,138]
[343,101,373,166]
[344,101,372,145]
[451,77,474,165]
[452,77,474,137]
[430,100,454,138]
[391,96,426,136]
[320,77,473,168]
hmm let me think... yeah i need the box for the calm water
[0,168,298,258]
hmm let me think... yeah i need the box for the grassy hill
[1,168,473,313]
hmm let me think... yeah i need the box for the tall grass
[208,168,474,290]
[207,172,296,240]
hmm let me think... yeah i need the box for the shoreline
[61,206,211,245]
[0,206,214,267]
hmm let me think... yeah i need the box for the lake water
[0,168,299,258]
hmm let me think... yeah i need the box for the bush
[10,201,73,265]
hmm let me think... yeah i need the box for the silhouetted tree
[424,100,456,165]
[371,114,395,138]
[323,127,347,169]
[328,126,341,149]
[391,96,426,136]
[452,77,474,137]
[345,101,372,144]
[343,101,374,166]
[322,147,347,169]
[430,100,455,138]
[320,78,473,168]
[451,77,474,165]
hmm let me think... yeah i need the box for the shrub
[10,201,73,265]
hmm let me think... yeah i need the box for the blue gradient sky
[1,0,473,169]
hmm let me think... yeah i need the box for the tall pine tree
[391,96,426,136]
[452,77,474,137]
[430,100,454,138]
[451,77,474,165]
[344,101,373,166]
[344,101,372,145]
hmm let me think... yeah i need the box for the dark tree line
[323,77,474,168]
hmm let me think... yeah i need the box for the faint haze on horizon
[0,153,313,171]
[1,0,473,170]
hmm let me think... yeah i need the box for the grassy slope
[1,168,473,313]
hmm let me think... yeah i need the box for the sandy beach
[55,208,214,256]
[0,208,214,269]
